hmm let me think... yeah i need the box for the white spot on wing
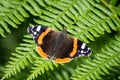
[34,32,37,35]
[81,50,84,53]
[81,43,86,49]
[36,26,41,32]
[87,48,90,50]
[32,26,34,28]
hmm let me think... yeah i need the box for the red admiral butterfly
[27,25,91,63]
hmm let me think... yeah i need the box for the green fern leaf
[1,35,37,80]
[101,66,120,80]
[31,63,76,80]
[72,34,120,80]
[0,0,29,37]
[27,59,58,80]
[34,0,120,43]
[1,0,120,80]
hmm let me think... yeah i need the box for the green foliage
[0,0,120,80]
[27,59,58,80]
[0,0,29,37]
[1,35,37,80]
[72,34,120,80]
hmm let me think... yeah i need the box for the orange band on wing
[37,46,71,63]
[38,28,51,44]
[54,58,71,63]
[37,47,48,58]
[69,38,78,57]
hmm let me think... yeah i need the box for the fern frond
[0,0,29,37]
[45,64,75,80]
[28,62,76,80]
[1,35,37,80]
[1,0,120,80]
[100,66,120,80]
[27,58,58,80]
[72,34,120,80]
[1,35,59,80]
[34,0,120,43]
[23,0,42,16]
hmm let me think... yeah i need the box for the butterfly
[27,25,91,63]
